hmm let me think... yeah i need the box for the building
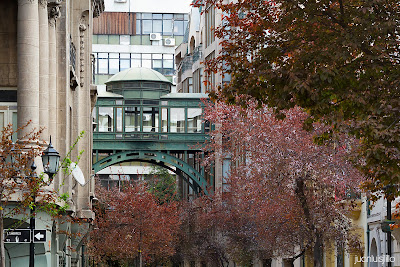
[92,0,191,90]
[0,0,104,266]
[91,0,192,185]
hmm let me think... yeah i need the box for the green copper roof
[105,67,172,84]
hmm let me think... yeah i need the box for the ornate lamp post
[29,138,60,267]
[41,137,60,181]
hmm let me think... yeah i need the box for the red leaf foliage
[182,98,365,262]
[88,183,181,265]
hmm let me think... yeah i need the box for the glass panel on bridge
[99,107,113,132]
[125,107,140,132]
[161,108,168,132]
[187,108,202,133]
[170,108,185,133]
[143,107,159,132]
[116,107,123,132]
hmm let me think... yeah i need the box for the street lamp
[5,138,60,267]
[29,139,60,267]
[41,137,60,180]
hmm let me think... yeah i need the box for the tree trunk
[313,231,323,267]
[295,176,322,267]
[0,209,5,267]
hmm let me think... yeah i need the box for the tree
[194,0,400,200]
[89,182,181,266]
[0,123,69,267]
[148,165,179,204]
[195,98,364,266]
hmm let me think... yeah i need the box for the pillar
[39,0,49,139]
[48,3,60,144]
[17,0,40,138]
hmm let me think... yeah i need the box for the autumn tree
[193,98,364,266]
[148,165,179,204]
[89,182,181,266]
[194,0,400,200]
[0,123,70,267]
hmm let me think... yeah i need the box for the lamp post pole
[29,162,37,267]
[28,137,60,267]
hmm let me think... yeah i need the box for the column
[39,0,49,139]
[48,4,60,144]
[17,0,40,138]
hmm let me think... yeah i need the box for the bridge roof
[160,93,209,99]
[105,67,172,84]
[97,91,123,98]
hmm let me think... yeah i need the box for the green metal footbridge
[92,67,211,195]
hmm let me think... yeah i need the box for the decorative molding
[39,0,48,8]
[48,5,60,27]
[79,18,87,88]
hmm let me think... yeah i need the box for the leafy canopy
[194,0,400,199]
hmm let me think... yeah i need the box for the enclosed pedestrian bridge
[92,67,211,195]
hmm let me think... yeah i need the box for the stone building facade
[0,0,104,266]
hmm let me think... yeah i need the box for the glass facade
[95,104,206,135]
[95,53,175,77]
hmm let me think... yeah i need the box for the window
[142,107,159,132]
[120,35,130,45]
[205,6,215,47]
[109,53,119,74]
[131,54,141,67]
[120,53,130,71]
[98,107,113,132]
[163,20,173,35]
[170,108,185,133]
[142,20,152,34]
[98,53,108,74]
[125,107,140,132]
[193,69,204,93]
[161,108,168,132]
[187,108,202,133]
[205,52,215,91]
[115,107,123,132]
[95,53,175,80]
[152,54,162,69]
[142,54,152,68]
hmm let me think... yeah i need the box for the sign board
[4,229,31,243]
[33,230,46,243]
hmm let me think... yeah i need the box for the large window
[125,107,140,132]
[98,107,113,132]
[161,108,168,132]
[95,105,205,134]
[187,108,202,133]
[135,13,188,36]
[95,53,174,77]
[205,6,215,47]
[205,52,215,91]
[170,108,185,133]
[142,107,159,132]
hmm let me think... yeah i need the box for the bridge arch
[93,151,209,195]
